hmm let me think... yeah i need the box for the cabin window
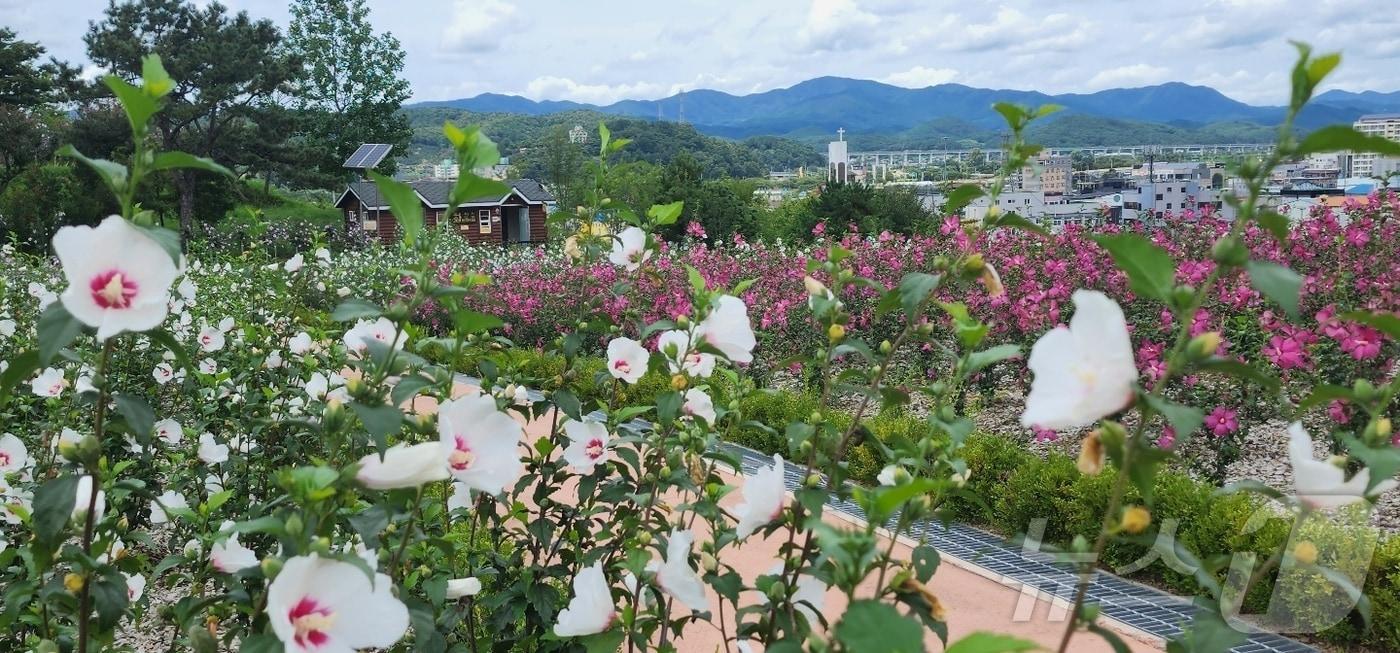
[478,209,492,234]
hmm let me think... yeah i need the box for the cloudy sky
[5,0,1398,105]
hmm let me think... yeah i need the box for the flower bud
[828,323,846,343]
[1120,505,1151,534]
[980,264,1004,297]
[637,532,652,546]
[261,556,283,579]
[766,580,787,601]
[670,374,688,391]
[804,473,822,488]
[1187,331,1222,359]
[64,572,85,593]
[76,435,102,464]
[1368,417,1393,440]
[962,253,986,276]
[700,551,718,572]
[1293,540,1319,565]
[310,537,332,555]
[1210,236,1248,266]
[1077,430,1106,475]
[879,340,893,355]
[284,514,304,539]
[675,314,690,328]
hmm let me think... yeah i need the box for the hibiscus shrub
[4,46,1400,653]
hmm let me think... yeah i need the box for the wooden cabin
[336,179,553,246]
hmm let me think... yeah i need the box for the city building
[1351,113,1400,176]
[568,124,589,144]
[432,159,459,180]
[1019,156,1072,195]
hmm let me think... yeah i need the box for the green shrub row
[454,347,1400,649]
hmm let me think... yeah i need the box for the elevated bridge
[846,143,1274,168]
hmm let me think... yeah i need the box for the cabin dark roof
[343,181,384,208]
[339,178,554,209]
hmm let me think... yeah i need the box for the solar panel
[343,143,393,170]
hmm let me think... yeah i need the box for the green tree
[0,27,78,184]
[0,162,109,251]
[869,185,934,234]
[85,0,298,236]
[286,0,411,186]
[801,181,876,237]
[539,124,586,210]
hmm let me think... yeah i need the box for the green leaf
[57,145,128,196]
[0,349,40,407]
[32,475,79,545]
[1195,358,1280,392]
[452,309,503,334]
[1245,260,1302,319]
[1297,125,1400,157]
[896,273,940,320]
[37,302,83,365]
[150,152,233,177]
[369,171,425,246]
[912,545,941,583]
[870,478,938,523]
[1297,384,1353,413]
[1087,622,1132,653]
[647,200,684,226]
[146,329,194,375]
[91,567,130,630]
[942,185,984,216]
[834,600,925,653]
[1165,599,1247,653]
[1145,395,1204,439]
[580,629,625,653]
[104,75,157,136]
[238,634,285,653]
[1093,233,1176,301]
[331,299,383,322]
[992,102,1027,129]
[114,394,155,440]
[992,211,1049,237]
[1340,310,1400,341]
[553,389,582,421]
[965,344,1021,375]
[448,175,509,207]
[133,223,182,266]
[390,374,435,408]
[1257,210,1290,242]
[944,631,1040,653]
[352,403,405,453]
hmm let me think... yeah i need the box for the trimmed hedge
[455,347,1400,649]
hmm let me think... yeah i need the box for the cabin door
[512,207,531,243]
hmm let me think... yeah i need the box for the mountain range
[411,78,1400,142]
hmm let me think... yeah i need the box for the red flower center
[585,438,605,460]
[612,359,631,374]
[449,436,475,471]
[289,596,335,648]
[89,270,137,309]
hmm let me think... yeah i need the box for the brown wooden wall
[341,193,548,247]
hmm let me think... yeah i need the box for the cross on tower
[837,127,845,141]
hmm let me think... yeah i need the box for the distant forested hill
[402,107,822,178]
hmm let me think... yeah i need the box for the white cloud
[798,0,880,52]
[439,0,521,54]
[881,66,958,88]
[522,76,669,105]
[1086,64,1171,90]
